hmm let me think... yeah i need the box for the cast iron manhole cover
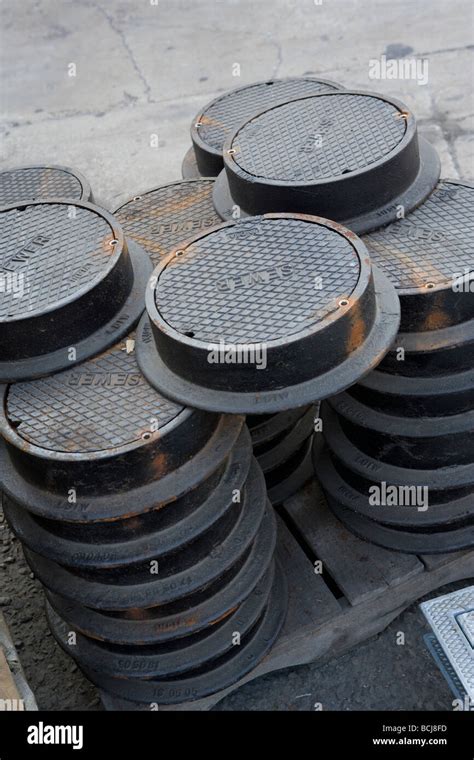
[0,330,243,518]
[114,180,221,265]
[185,76,343,177]
[364,180,474,331]
[0,165,92,205]
[5,337,183,454]
[0,200,152,381]
[136,214,400,413]
[44,561,275,678]
[213,91,440,233]
[79,559,287,704]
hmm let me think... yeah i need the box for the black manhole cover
[136,214,400,413]
[181,147,203,180]
[0,165,92,205]
[252,406,316,505]
[319,404,474,520]
[267,437,315,506]
[0,200,152,381]
[364,180,474,331]
[354,365,474,417]
[256,406,315,473]
[2,433,251,570]
[44,507,276,645]
[185,76,343,178]
[213,91,440,233]
[0,334,244,521]
[79,560,287,705]
[45,562,274,679]
[329,391,474,469]
[5,337,182,455]
[114,179,221,266]
[379,314,474,377]
[22,477,267,611]
[247,408,309,447]
[325,489,474,555]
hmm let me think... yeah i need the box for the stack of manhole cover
[316,180,474,554]
[182,77,343,178]
[113,180,314,502]
[0,336,286,706]
[1,73,472,710]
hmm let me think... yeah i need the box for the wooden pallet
[102,480,474,711]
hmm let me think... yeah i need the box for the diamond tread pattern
[422,586,474,699]
[0,204,115,320]
[364,181,473,289]
[0,167,83,206]
[198,78,339,152]
[231,94,406,182]
[458,610,474,647]
[115,181,220,265]
[6,337,183,453]
[156,217,360,343]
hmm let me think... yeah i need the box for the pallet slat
[420,551,471,570]
[283,482,422,605]
[276,518,341,631]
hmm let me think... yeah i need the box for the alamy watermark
[369,55,429,86]
[369,481,429,512]
[452,268,474,292]
[0,271,26,299]
[207,339,267,370]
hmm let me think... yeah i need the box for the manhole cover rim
[223,89,413,185]
[147,213,371,349]
[136,265,400,414]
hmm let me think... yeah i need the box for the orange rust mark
[122,515,142,531]
[97,231,117,260]
[263,212,361,241]
[421,308,451,331]
[39,169,55,200]
[419,290,451,331]
[209,607,237,626]
[123,608,149,620]
[367,238,447,291]
[196,114,228,132]
[150,450,169,479]
[345,298,367,354]
[119,185,217,259]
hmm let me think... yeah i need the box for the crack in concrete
[270,38,283,79]
[0,95,141,130]
[418,43,474,57]
[427,91,463,178]
[79,0,155,104]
